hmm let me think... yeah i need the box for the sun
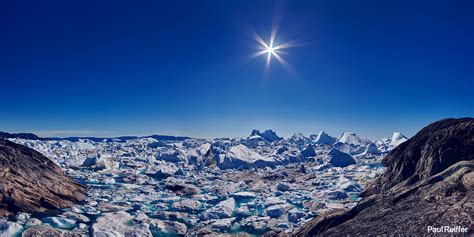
[265,44,276,56]
[249,29,299,75]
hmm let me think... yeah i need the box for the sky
[1,0,473,139]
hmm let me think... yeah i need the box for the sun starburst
[249,27,300,75]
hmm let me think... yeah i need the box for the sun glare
[249,27,300,75]
[265,44,275,56]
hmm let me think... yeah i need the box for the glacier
[4,130,408,236]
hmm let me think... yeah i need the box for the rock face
[365,118,474,195]
[0,139,85,217]
[0,132,40,140]
[296,118,474,235]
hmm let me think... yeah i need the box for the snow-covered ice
[6,129,404,235]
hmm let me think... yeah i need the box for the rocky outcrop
[0,139,85,217]
[364,118,474,195]
[296,118,474,235]
[0,131,40,140]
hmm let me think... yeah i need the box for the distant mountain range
[0,132,40,140]
[0,131,190,142]
[0,129,407,145]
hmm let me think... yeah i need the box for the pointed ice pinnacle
[337,132,371,147]
[313,131,337,145]
[390,131,408,147]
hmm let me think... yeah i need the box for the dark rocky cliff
[295,118,474,235]
[0,139,85,217]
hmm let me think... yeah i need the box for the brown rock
[364,117,474,196]
[296,118,474,236]
[0,139,85,217]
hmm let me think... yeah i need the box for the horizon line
[1,129,407,141]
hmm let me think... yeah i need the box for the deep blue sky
[1,0,473,139]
